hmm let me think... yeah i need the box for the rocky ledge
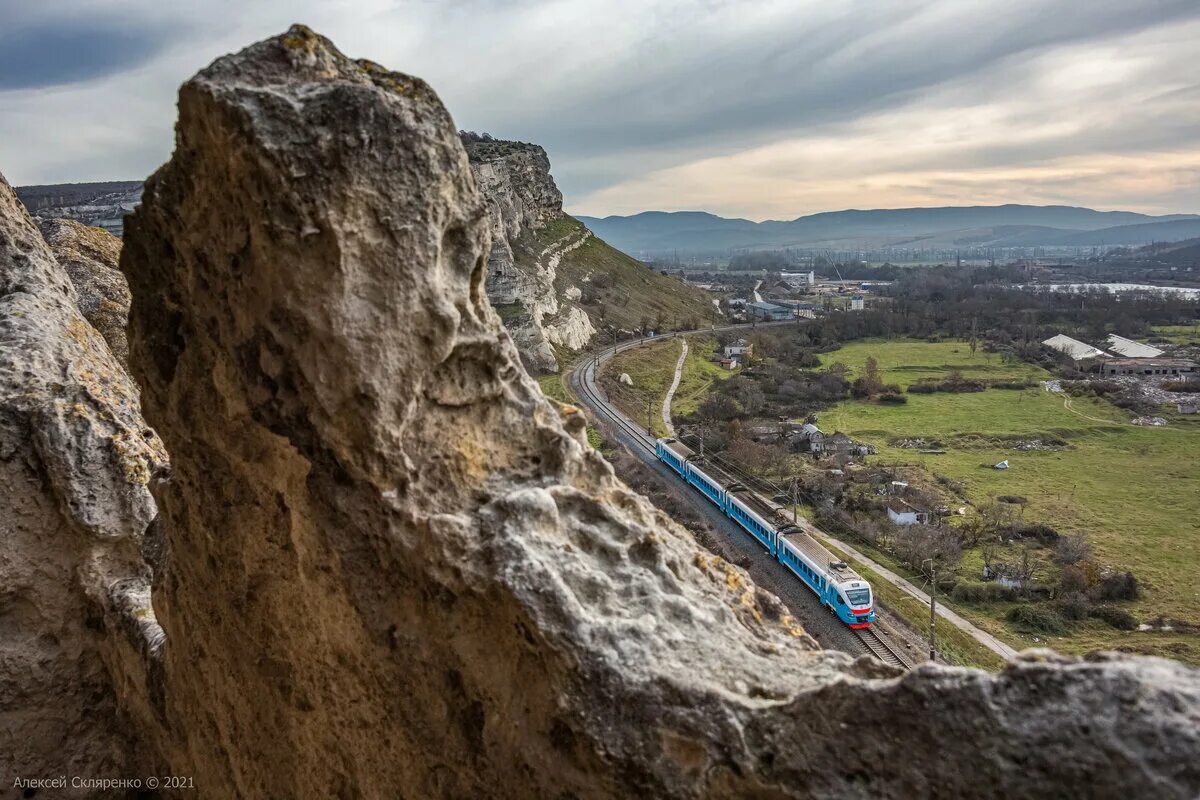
[463,132,595,372]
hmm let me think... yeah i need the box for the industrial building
[1042,334,1110,361]
[1104,334,1165,358]
[1101,357,1196,378]
[748,301,793,321]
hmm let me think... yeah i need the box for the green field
[670,337,738,417]
[820,339,1049,387]
[1152,324,1200,345]
[599,338,682,438]
[819,339,1200,663]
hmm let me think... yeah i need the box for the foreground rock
[0,175,166,784]
[38,217,132,368]
[113,27,1200,798]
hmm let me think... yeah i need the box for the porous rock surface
[111,27,1200,799]
[38,217,132,368]
[0,174,166,783]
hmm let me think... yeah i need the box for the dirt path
[661,339,688,435]
[1060,394,1132,426]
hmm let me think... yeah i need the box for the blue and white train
[656,437,876,628]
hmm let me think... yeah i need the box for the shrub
[951,581,1017,603]
[1053,594,1092,622]
[1014,523,1060,544]
[1167,379,1200,393]
[1092,571,1142,602]
[1006,604,1068,635]
[1057,563,1097,595]
[878,391,908,404]
[1090,605,1139,631]
[907,381,937,394]
[1055,534,1093,566]
[997,495,1026,504]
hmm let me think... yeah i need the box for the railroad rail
[567,325,921,671]
[854,626,915,670]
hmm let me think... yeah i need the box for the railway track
[854,625,915,670]
[567,330,920,671]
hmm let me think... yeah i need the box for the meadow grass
[819,339,1200,664]
[1152,323,1200,345]
[671,337,738,418]
[600,338,682,438]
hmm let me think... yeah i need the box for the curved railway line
[568,325,922,671]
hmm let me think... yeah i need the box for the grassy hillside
[597,338,681,438]
[514,215,720,335]
[818,339,1200,664]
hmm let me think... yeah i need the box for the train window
[846,588,870,606]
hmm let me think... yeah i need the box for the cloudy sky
[3,0,1199,220]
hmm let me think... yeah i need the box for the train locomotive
[656,437,876,628]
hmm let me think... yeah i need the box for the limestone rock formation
[112,26,1200,799]
[0,174,166,784]
[463,133,595,372]
[38,217,132,369]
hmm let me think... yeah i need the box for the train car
[723,488,777,556]
[655,437,874,628]
[655,438,692,478]
[777,529,875,627]
[685,459,726,509]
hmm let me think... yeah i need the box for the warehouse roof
[1042,334,1110,360]
[1104,334,1165,358]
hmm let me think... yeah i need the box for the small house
[886,498,929,525]
[723,338,753,359]
[792,422,825,454]
[849,295,864,311]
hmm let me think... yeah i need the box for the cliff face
[0,175,166,785]
[463,135,595,373]
[2,25,1199,800]
[16,181,143,237]
[37,218,132,369]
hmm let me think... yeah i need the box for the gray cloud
[1,0,1198,217]
[0,20,169,89]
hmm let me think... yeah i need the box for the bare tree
[1055,534,1093,566]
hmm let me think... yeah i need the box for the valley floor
[592,335,1200,666]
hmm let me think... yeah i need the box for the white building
[1042,334,1110,361]
[849,295,864,311]
[886,498,929,525]
[1104,334,1165,358]
[723,338,753,358]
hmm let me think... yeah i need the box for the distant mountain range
[576,205,1200,256]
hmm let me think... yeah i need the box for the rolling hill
[578,204,1200,255]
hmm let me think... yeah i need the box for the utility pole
[646,397,653,436]
[791,480,798,524]
[924,558,937,661]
